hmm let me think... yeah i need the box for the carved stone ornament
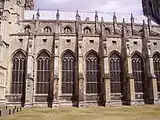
[29,41,32,48]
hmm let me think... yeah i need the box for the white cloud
[35,0,143,15]
[29,0,151,24]
[50,0,71,3]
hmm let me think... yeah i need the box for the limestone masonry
[0,0,160,107]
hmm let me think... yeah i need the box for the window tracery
[11,51,26,94]
[36,51,50,94]
[44,27,52,33]
[132,53,144,93]
[24,25,31,33]
[153,53,160,92]
[109,53,122,94]
[64,27,72,33]
[83,27,92,34]
[61,51,75,94]
[86,52,100,94]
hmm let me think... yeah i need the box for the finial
[130,13,134,23]
[143,19,147,36]
[32,14,35,20]
[85,17,90,21]
[95,11,98,21]
[122,18,126,27]
[101,17,104,23]
[36,9,40,20]
[95,11,98,18]
[56,9,60,20]
[113,12,117,22]
[143,19,146,28]
[143,19,145,24]
[147,16,151,25]
[123,18,125,23]
[76,10,80,20]
[76,10,79,17]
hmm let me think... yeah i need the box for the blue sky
[35,0,143,15]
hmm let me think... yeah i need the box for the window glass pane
[132,54,144,93]
[11,52,26,94]
[153,54,160,92]
[110,53,122,93]
[62,51,75,94]
[86,52,100,94]
[36,52,50,94]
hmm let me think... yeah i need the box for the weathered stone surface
[0,0,160,107]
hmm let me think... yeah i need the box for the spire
[143,19,146,28]
[101,17,104,34]
[123,18,126,25]
[76,10,81,21]
[32,14,35,20]
[122,18,127,37]
[142,19,147,37]
[36,9,40,20]
[147,16,152,32]
[130,13,134,24]
[95,11,98,21]
[32,14,35,23]
[76,10,79,17]
[130,13,134,35]
[147,16,151,25]
[101,17,104,23]
[113,12,117,23]
[56,9,60,20]
[113,12,117,34]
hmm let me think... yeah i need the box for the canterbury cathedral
[0,0,160,107]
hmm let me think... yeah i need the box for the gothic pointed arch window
[132,53,144,93]
[83,27,92,34]
[86,51,100,94]
[24,25,31,33]
[62,51,76,94]
[64,26,72,33]
[36,51,51,94]
[105,27,112,35]
[153,53,160,92]
[109,53,123,94]
[44,27,52,33]
[11,51,26,94]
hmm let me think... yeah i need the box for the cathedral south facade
[0,0,160,107]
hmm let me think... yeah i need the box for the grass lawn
[0,105,160,120]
